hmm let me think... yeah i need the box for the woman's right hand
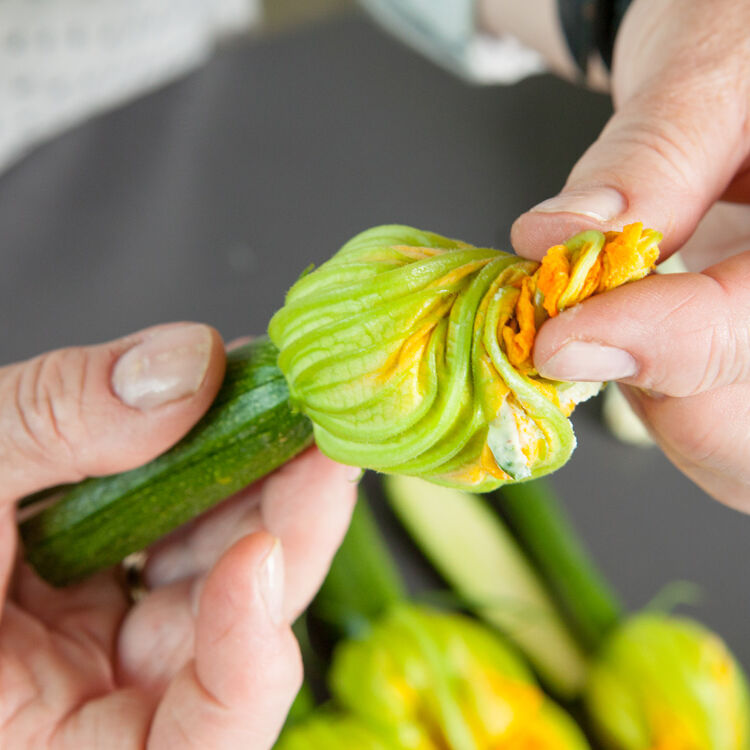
[508,0,750,510]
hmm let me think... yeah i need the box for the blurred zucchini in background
[280,487,591,750]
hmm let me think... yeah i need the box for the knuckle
[1,347,92,475]
[666,417,719,465]
[705,319,743,391]
[644,274,747,397]
[616,113,703,194]
[708,320,748,388]
[703,275,750,391]
[677,316,741,397]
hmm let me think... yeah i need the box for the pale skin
[484,0,750,510]
[0,323,358,748]
[2,1,750,746]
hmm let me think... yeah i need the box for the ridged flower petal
[269,224,659,490]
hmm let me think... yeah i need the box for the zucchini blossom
[269,223,660,490]
[585,614,750,749]
[328,604,590,749]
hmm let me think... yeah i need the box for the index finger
[533,248,750,397]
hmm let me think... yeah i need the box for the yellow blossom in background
[585,614,750,750]
[329,604,590,750]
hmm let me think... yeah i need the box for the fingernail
[112,324,213,409]
[530,187,627,222]
[258,538,285,626]
[538,341,637,381]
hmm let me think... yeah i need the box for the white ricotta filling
[487,398,541,480]
[556,380,604,415]
[486,381,602,480]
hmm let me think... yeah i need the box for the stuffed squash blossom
[269,223,660,490]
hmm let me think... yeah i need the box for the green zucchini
[20,338,313,586]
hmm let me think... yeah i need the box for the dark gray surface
[2,12,748,665]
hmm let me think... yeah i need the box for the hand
[510,0,750,510]
[0,323,358,748]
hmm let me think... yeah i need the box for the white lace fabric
[0,0,259,172]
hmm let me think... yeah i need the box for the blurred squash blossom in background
[271,447,750,750]
[269,224,660,491]
[280,604,589,750]
[585,614,750,750]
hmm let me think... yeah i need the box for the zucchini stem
[496,480,624,652]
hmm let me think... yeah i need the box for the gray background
[2,12,748,666]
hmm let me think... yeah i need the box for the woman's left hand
[0,324,358,749]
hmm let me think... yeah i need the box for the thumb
[511,13,749,260]
[0,323,225,504]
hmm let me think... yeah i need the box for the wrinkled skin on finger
[1,448,357,749]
